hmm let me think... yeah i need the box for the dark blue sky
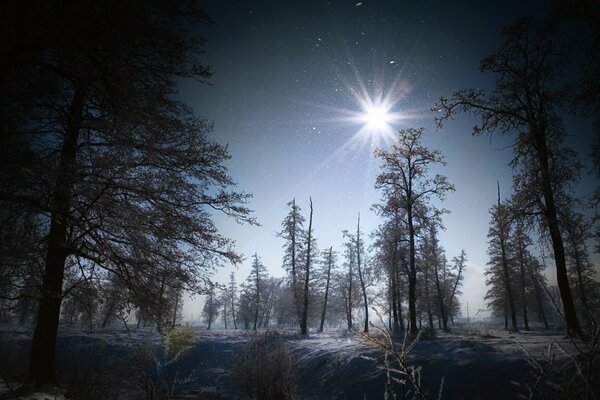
[181,0,595,318]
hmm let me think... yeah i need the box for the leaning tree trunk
[407,205,418,333]
[28,88,84,385]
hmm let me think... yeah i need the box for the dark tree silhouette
[435,17,583,336]
[0,1,254,384]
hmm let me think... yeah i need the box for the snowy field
[0,324,598,399]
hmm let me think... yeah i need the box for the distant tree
[202,284,221,330]
[340,232,360,330]
[374,128,454,332]
[318,247,337,333]
[513,219,531,331]
[372,200,408,333]
[259,277,283,328]
[226,272,238,330]
[486,188,519,332]
[237,284,254,330]
[435,17,583,336]
[99,272,128,329]
[448,249,467,324]
[422,223,450,332]
[247,253,269,331]
[526,254,551,329]
[278,199,305,326]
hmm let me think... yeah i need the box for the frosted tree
[278,199,305,326]
[374,128,454,332]
[246,253,269,331]
[447,249,467,324]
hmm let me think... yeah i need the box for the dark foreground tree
[0,0,254,384]
[435,17,583,336]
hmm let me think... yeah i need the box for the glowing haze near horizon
[180,1,596,322]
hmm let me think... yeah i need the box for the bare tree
[374,128,454,332]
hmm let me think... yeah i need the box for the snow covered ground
[0,324,597,399]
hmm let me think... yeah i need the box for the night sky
[180,0,596,319]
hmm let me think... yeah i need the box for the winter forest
[1,0,599,399]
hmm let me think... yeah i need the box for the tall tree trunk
[28,88,84,385]
[253,255,260,331]
[533,132,582,337]
[407,204,417,333]
[516,237,530,331]
[390,257,400,333]
[347,264,353,330]
[230,273,237,330]
[290,199,301,326]
[356,215,369,333]
[301,198,313,335]
[319,247,333,333]
[172,289,180,328]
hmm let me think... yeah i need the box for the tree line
[201,128,466,335]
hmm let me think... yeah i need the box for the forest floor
[0,323,598,399]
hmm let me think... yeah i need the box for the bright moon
[362,104,392,132]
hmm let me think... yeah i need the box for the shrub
[165,325,196,361]
[232,332,293,400]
